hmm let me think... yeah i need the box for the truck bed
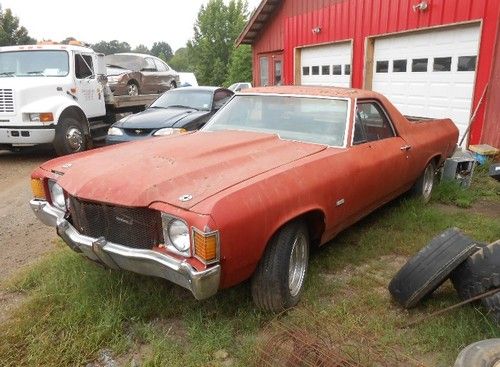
[106,94,159,110]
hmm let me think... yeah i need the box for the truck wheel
[482,292,500,326]
[251,221,309,312]
[453,339,500,367]
[127,81,139,96]
[388,228,480,309]
[450,241,500,300]
[411,161,435,203]
[54,117,87,155]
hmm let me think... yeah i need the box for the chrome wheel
[127,83,139,96]
[422,164,434,201]
[66,127,84,151]
[288,232,308,298]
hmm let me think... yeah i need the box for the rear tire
[251,221,309,312]
[127,81,139,96]
[53,117,87,156]
[411,161,436,203]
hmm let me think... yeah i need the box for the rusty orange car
[30,86,458,312]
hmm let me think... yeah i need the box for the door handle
[400,145,412,151]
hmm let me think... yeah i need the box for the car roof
[242,85,382,99]
[172,86,232,92]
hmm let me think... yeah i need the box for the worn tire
[453,339,500,367]
[388,228,480,309]
[251,221,309,312]
[410,161,436,203]
[482,292,500,327]
[53,117,87,156]
[450,241,500,300]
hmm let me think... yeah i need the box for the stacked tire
[451,240,500,326]
[389,229,499,326]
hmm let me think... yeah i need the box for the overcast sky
[1,0,261,51]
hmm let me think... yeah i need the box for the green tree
[151,41,173,61]
[169,47,193,72]
[188,0,248,86]
[0,6,36,46]
[92,40,131,55]
[60,36,76,45]
[133,44,150,54]
[226,44,252,86]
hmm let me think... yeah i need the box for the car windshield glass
[151,90,213,111]
[105,55,144,72]
[203,95,349,147]
[0,50,69,77]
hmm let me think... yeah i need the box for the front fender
[21,95,85,123]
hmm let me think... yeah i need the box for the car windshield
[203,95,349,147]
[151,90,213,111]
[0,50,69,77]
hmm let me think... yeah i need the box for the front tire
[169,81,177,90]
[127,81,139,96]
[411,161,435,203]
[53,117,87,156]
[251,221,309,312]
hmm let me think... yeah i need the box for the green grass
[432,162,499,208]
[1,170,499,366]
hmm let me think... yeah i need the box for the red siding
[251,0,500,145]
[482,15,500,148]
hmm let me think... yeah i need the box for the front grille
[0,89,14,113]
[124,128,153,136]
[68,197,163,249]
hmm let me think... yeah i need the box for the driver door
[74,53,105,118]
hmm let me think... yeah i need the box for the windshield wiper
[0,72,16,77]
[25,71,46,76]
[167,104,199,111]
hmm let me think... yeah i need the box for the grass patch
[1,171,499,366]
[433,162,499,208]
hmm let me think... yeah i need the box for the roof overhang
[236,0,283,46]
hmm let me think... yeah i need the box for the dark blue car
[106,87,233,144]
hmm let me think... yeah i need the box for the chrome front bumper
[30,200,220,300]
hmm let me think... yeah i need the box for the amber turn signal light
[31,178,46,199]
[193,229,219,264]
[40,113,54,122]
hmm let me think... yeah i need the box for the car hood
[106,67,132,76]
[114,107,208,129]
[42,131,326,210]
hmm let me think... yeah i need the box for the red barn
[236,0,500,146]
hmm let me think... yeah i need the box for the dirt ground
[0,148,57,283]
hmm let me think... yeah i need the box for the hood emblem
[61,163,72,169]
[179,194,193,202]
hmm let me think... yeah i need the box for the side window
[143,58,157,71]
[213,90,233,109]
[259,56,268,86]
[353,102,395,145]
[154,59,167,72]
[75,54,94,79]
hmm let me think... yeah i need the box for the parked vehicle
[178,72,199,87]
[0,44,159,155]
[228,82,252,92]
[30,86,458,311]
[106,87,233,144]
[105,53,179,96]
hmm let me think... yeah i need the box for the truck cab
[0,44,107,155]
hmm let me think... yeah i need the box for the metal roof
[236,0,283,46]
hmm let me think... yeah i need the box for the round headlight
[167,219,190,252]
[48,180,66,211]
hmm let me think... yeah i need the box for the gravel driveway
[0,149,57,282]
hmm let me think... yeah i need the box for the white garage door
[372,24,480,141]
[301,42,352,87]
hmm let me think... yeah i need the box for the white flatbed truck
[0,44,158,155]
